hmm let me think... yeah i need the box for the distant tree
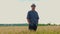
[53,24,57,26]
[47,23,51,26]
[59,24,60,26]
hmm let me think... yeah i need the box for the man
[27,4,39,31]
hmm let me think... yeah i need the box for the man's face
[31,6,35,10]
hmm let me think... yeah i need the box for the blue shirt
[27,10,39,26]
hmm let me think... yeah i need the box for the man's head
[31,4,36,10]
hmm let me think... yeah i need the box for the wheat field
[0,26,60,34]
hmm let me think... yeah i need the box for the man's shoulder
[28,10,38,13]
[34,10,37,11]
[28,10,32,13]
[34,10,38,14]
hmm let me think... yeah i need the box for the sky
[0,0,60,24]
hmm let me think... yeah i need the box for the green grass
[0,26,60,34]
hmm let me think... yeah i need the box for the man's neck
[32,9,35,11]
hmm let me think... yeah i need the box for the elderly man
[27,4,39,31]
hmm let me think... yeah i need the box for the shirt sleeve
[37,14,39,19]
[37,12,39,19]
[27,12,30,19]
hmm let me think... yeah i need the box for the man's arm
[27,11,30,24]
[27,19,30,24]
[37,13,39,20]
